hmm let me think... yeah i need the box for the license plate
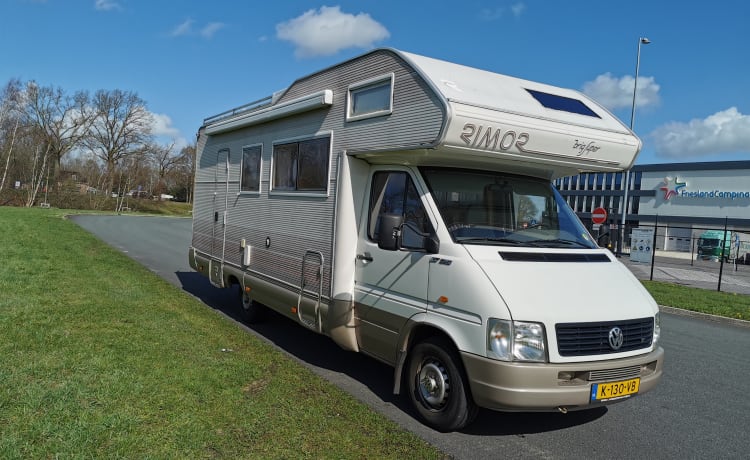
[591,378,640,402]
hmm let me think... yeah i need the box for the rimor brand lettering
[460,123,529,152]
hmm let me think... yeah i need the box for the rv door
[209,148,230,287]
[353,169,433,364]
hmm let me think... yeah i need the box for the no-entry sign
[592,207,608,224]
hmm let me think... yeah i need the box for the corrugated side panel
[197,111,337,297]
[191,181,214,254]
[194,50,445,298]
[276,49,444,152]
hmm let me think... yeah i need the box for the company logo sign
[657,176,750,202]
[659,176,686,200]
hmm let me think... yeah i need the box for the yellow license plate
[591,378,640,402]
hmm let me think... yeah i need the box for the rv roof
[397,50,628,133]
[203,48,630,136]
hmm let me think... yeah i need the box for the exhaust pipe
[557,406,568,414]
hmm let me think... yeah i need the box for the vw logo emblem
[608,327,624,350]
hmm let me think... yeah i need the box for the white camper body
[189,49,663,431]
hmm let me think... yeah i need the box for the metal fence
[618,223,750,294]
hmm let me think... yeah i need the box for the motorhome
[188,48,663,431]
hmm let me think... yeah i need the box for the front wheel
[237,285,266,324]
[407,336,478,431]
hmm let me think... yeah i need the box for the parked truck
[696,230,750,263]
[188,48,663,431]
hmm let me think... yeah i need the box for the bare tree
[168,143,195,203]
[147,140,187,198]
[0,79,24,194]
[23,82,92,175]
[83,89,152,194]
[24,143,52,207]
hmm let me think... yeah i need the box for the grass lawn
[0,207,444,459]
[643,280,750,320]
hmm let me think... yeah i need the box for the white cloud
[276,6,389,58]
[149,112,188,152]
[150,112,180,138]
[200,22,225,39]
[510,2,526,17]
[650,107,750,159]
[171,19,194,37]
[95,0,121,11]
[170,19,225,39]
[479,7,504,21]
[479,2,525,21]
[582,72,660,111]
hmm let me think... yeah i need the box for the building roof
[633,160,750,172]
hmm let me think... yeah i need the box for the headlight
[653,312,661,345]
[487,319,547,363]
[488,320,511,360]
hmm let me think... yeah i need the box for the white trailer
[189,48,663,431]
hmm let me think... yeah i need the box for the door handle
[356,252,373,262]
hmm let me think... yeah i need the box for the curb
[660,305,750,329]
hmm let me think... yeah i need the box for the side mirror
[424,234,440,254]
[377,213,403,250]
[401,221,440,254]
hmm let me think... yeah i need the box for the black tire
[407,336,478,431]
[237,285,266,324]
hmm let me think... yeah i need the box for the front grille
[556,317,654,357]
[588,365,642,381]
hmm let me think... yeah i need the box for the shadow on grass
[175,270,607,436]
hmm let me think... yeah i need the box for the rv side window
[272,136,330,193]
[347,73,394,122]
[240,145,262,193]
[368,171,431,248]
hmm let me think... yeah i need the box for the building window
[272,136,330,193]
[347,73,394,121]
[240,145,262,193]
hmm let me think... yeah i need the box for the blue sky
[2,0,749,165]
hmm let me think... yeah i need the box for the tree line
[0,79,195,210]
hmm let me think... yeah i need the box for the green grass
[642,280,750,321]
[0,207,444,459]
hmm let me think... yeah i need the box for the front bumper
[462,347,664,412]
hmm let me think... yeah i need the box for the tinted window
[240,145,261,192]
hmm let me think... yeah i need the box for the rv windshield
[421,168,597,249]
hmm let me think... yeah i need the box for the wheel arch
[393,316,473,396]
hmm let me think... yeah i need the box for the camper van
[188,48,663,431]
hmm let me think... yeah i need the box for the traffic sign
[592,207,608,224]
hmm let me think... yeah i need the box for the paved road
[72,215,750,459]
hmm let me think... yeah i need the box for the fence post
[649,215,658,281]
[718,217,728,292]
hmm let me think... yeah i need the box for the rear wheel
[237,285,266,324]
[407,336,478,431]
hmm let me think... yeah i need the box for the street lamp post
[619,37,651,257]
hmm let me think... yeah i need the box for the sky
[2,0,749,165]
